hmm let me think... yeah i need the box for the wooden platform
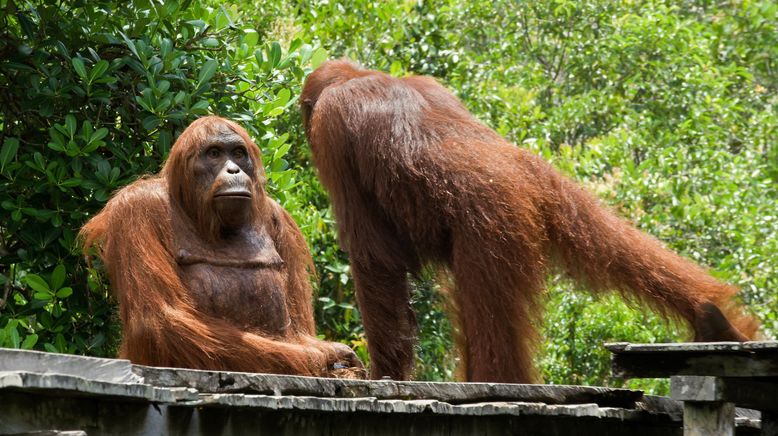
[0,347,753,435]
[608,341,778,436]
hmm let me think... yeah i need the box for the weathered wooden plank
[607,342,743,353]
[612,353,778,378]
[0,348,643,409]
[0,348,764,435]
[0,390,686,436]
[743,342,778,351]
[606,341,778,354]
[136,364,644,408]
[0,348,140,384]
[0,371,183,402]
[607,342,778,379]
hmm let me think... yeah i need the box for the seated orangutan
[81,116,364,378]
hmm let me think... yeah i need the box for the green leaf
[34,292,53,301]
[269,42,282,68]
[81,141,101,154]
[119,31,141,61]
[89,60,109,82]
[202,37,219,47]
[21,334,38,350]
[55,334,66,353]
[157,129,172,156]
[47,140,65,152]
[300,45,313,64]
[190,100,209,113]
[157,80,170,94]
[275,88,291,107]
[156,97,171,112]
[216,5,233,29]
[51,264,66,290]
[173,91,186,105]
[89,333,106,349]
[390,61,403,77]
[91,127,109,143]
[56,287,73,299]
[243,29,259,47]
[310,47,328,69]
[25,274,50,294]
[142,115,161,131]
[59,178,81,188]
[72,57,87,80]
[197,59,218,89]
[65,115,77,137]
[33,152,45,170]
[9,328,20,349]
[265,107,284,117]
[82,120,93,140]
[0,137,19,173]
[135,95,154,113]
[289,38,302,53]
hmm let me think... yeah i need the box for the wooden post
[762,412,778,436]
[671,376,735,436]
[682,401,735,436]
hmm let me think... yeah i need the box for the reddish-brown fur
[300,60,759,383]
[81,116,363,377]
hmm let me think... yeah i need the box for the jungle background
[0,0,775,394]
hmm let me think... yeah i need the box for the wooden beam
[671,376,778,413]
[606,341,778,379]
[606,342,778,354]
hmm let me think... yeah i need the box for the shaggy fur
[81,116,363,377]
[300,60,759,383]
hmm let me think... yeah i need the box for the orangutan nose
[226,161,241,174]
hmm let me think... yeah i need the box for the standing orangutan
[81,116,363,378]
[300,60,759,383]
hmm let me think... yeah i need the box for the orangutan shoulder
[106,176,170,211]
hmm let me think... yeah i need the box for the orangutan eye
[206,147,221,158]
[233,148,247,159]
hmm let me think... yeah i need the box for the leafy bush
[0,0,327,355]
[293,0,777,389]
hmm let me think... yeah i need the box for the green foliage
[292,0,777,390]
[0,0,322,356]
[2,0,776,394]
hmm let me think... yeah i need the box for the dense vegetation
[1,0,775,393]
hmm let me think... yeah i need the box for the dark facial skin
[193,126,256,232]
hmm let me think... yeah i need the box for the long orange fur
[81,116,358,376]
[300,60,759,383]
